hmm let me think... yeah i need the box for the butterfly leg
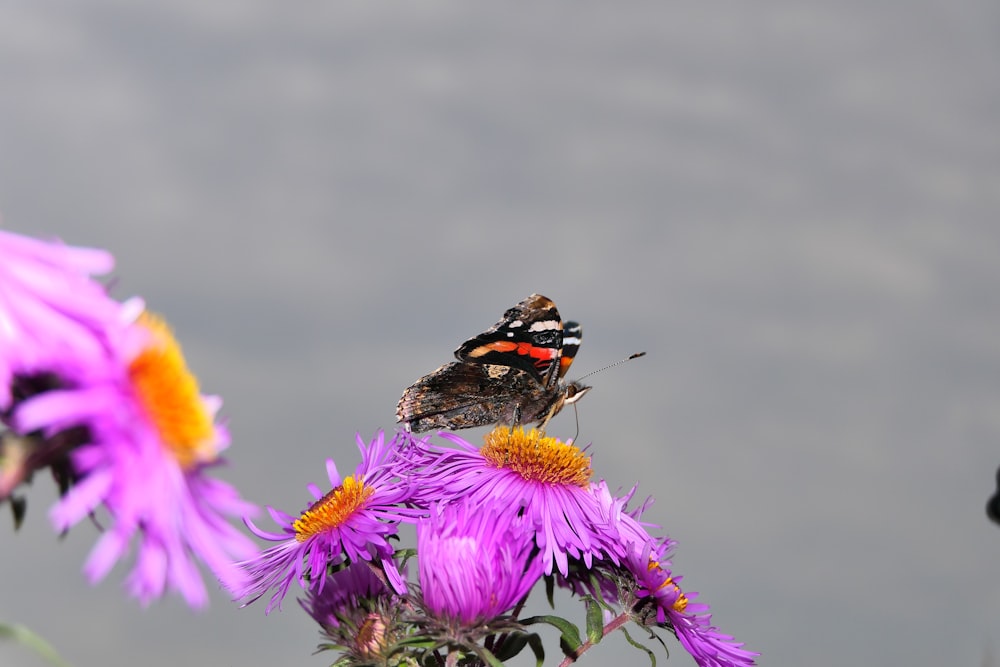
[536,403,560,434]
[507,404,523,434]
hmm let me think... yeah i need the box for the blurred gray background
[1,2,998,666]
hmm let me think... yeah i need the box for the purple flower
[626,542,757,667]
[300,561,395,631]
[417,500,543,626]
[565,482,756,667]
[600,481,757,667]
[417,426,626,576]
[22,310,257,607]
[0,230,257,608]
[233,432,423,614]
[300,561,410,662]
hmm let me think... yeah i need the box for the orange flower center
[292,476,374,542]
[127,312,217,469]
[648,560,688,612]
[481,426,592,488]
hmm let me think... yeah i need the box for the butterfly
[396,294,590,433]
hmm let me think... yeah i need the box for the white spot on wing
[528,320,559,332]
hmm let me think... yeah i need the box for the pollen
[293,476,374,542]
[648,560,688,613]
[481,426,592,488]
[127,312,217,469]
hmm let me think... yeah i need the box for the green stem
[0,623,72,667]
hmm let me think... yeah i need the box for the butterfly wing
[454,293,565,384]
[558,321,582,381]
[397,362,545,432]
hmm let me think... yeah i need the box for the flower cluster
[234,425,757,667]
[3,227,757,665]
[0,229,257,608]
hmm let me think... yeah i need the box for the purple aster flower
[299,560,414,664]
[555,482,756,667]
[233,431,423,614]
[302,562,419,664]
[417,426,625,576]
[597,485,757,667]
[417,499,543,627]
[626,542,757,667]
[0,230,257,608]
[300,560,396,632]
[14,308,259,607]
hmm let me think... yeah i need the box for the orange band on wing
[485,340,557,360]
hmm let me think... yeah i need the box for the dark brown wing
[396,362,556,433]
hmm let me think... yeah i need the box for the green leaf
[474,645,505,667]
[587,570,610,606]
[394,636,439,649]
[544,574,555,608]
[620,626,657,667]
[520,614,582,651]
[0,623,71,667]
[492,632,529,661]
[584,597,604,645]
[526,633,545,667]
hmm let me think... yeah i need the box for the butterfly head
[564,380,591,406]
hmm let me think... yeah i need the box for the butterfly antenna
[576,351,646,381]
[571,403,581,443]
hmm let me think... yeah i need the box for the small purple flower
[300,561,395,631]
[233,432,423,613]
[300,562,409,662]
[625,541,757,667]
[564,482,757,667]
[417,500,543,627]
[601,483,756,667]
[417,427,625,576]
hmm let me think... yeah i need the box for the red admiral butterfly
[396,294,591,433]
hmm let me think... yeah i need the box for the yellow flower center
[648,560,688,612]
[127,312,217,469]
[481,426,592,488]
[292,476,374,542]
